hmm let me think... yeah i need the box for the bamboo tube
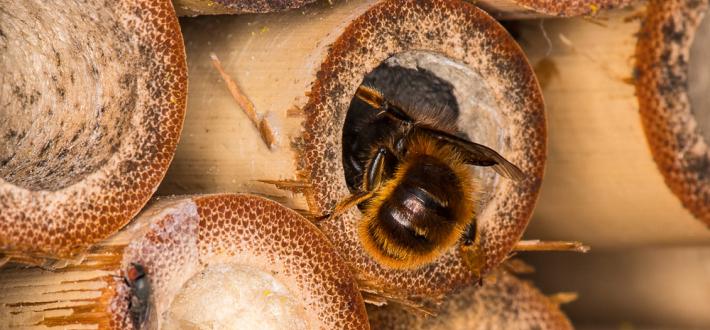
[511,4,710,248]
[0,194,368,329]
[158,0,546,300]
[523,248,710,328]
[173,0,316,16]
[475,0,634,19]
[367,268,573,330]
[0,0,187,265]
[636,0,710,226]
[173,0,638,19]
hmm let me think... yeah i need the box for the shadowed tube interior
[0,0,138,191]
[689,9,710,146]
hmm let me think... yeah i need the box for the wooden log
[0,194,368,329]
[157,0,546,300]
[0,0,187,265]
[511,3,710,248]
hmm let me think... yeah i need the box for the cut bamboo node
[636,0,710,226]
[0,0,187,264]
[367,269,573,330]
[299,0,546,299]
[0,194,368,329]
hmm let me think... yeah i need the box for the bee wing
[415,126,526,181]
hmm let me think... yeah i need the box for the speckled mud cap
[635,0,710,226]
[296,0,546,300]
[110,194,368,329]
[0,0,187,265]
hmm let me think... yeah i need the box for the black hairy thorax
[342,63,461,193]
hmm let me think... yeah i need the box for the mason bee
[125,263,151,330]
[329,82,524,270]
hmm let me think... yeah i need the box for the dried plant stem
[514,240,590,253]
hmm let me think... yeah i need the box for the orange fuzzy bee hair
[358,133,478,269]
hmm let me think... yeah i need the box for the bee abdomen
[375,183,459,255]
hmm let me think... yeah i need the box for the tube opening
[0,0,138,191]
[342,51,507,210]
[689,10,710,147]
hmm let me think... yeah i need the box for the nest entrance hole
[0,0,139,191]
[341,51,507,209]
[689,10,710,146]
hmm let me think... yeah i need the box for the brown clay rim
[0,0,187,262]
[173,0,317,16]
[297,0,546,299]
[109,194,368,329]
[635,0,710,226]
[509,0,634,16]
[367,269,572,329]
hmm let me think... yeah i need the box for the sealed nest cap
[0,0,187,264]
[297,0,545,300]
[0,194,368,329]
[636,0,710,226]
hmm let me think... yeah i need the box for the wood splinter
[257,179,313,193]
[548,292,579,305]
[210,52,277,149]
[514,240,590,253]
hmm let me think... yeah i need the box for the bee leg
[363,147,394,191]
[319,146,393,222]
[514,240,590,253]
[355,85,415,124]
[355,85,386,109]
[317,190,375,222]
